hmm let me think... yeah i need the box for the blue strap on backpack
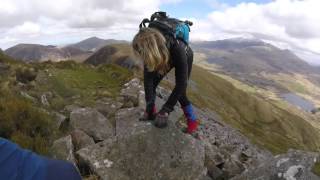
[139,12,193,45]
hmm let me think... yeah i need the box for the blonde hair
[132,28,170,75]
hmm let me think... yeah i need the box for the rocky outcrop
[77,120,206,180]
[95,97,123,118]
[120,78,141,108]
[191,108,273,179]
[70,108,114,141]
[115,107,153,139]
[48,78,320,180]
[233,150,320,180]
[51,135,76,165]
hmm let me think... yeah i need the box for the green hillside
[188,65,320,154]
[0,52,132,154]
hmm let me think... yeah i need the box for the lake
[281,93,315,112]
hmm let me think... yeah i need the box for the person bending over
[132,26,199,134]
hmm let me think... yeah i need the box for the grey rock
[52,112,67,129]
[71,129,95,151]
[51,135,76,165]
[233,150,320,180]
[64,104,81,113]
[95,98,123,118]
[193,108,272,179]
[120,78,142,108]
[70,108,114,141]
[138,89,146,110]
[41,93,50,106]
[115,107,153,139]
[77,114,206,180]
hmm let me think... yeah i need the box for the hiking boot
[187,120,198,134]
[154,112,169,128]
[181,120,200,138]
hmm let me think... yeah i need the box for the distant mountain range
[192,38,320,91]
[192,38,318,75]
[4,37,127,62]
[68,37,127,52]
[4,44,87,62]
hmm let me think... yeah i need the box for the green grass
[188,65,320,154]
[34,61,133,110]
[312,162,320,176]
[0,90,57,155]
[0,55,133,154]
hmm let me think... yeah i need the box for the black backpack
[139,12,193,45]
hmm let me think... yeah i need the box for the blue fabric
[182,104,197,122]
[175,23,190,43]
[0,138,81,180]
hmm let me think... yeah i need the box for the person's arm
[160,41,188,113]
[0,138,81,180]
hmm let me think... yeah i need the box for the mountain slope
[193,38,320,112]
[67,37,127,52]
[192,38,317,75]
[84,43,142,70]
[187,65,320,153]
[4,44,90,62]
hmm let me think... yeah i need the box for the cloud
[0,0,174,48]
[193,0,320,65]
[0,0,319,65]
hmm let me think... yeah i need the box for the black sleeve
[161,41,188,113]
[143,65,157,112]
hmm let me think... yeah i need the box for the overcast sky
[0,0,319,65]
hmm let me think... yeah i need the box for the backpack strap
[139,18,150,29]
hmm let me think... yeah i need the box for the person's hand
[154,112,169,128]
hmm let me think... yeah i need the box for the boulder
[77,114,206,180]
[95,98,123,118]
[115,107,153,139]
[52,112,67,129]
[64,104,81,113]
[70,108,114,141]
[71,129,95,151]
[51,135,76,165]
[233,150,320,180]
[120,78,142,108]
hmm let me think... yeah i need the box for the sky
[0,0,319,65]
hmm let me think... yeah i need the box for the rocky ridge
[50,78,320,180]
